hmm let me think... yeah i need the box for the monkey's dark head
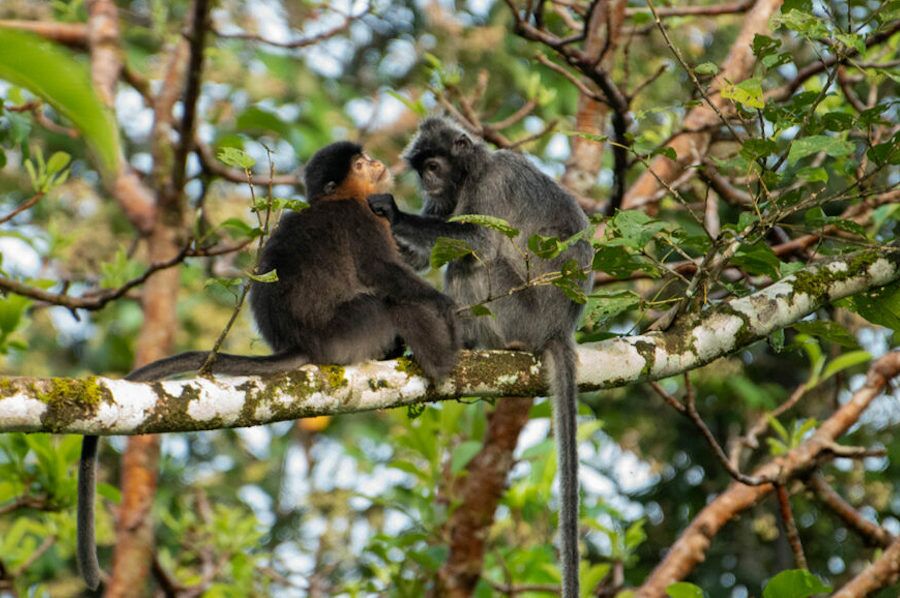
[403,117,485,215]
[304,141,392,203]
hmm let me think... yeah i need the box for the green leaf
[694,63,718,76]
[581,291,641,329]
[592,245,658,279]
[45,151,71,174]
[867,133,900,166]
[247,269,278,283]
[551,259,588,304]
[721,77,764,109]
[835,33,865,55]
[821,112,854,132]
[528,234,566,259]
[666,582,705,598]
[470,304,493,318]
[217,147,256,170]
[762,569,831,598]
[450,440,482,474]
[732,243,781,278]
[610,210,669,249]
[752,34,781,60]
[220,217,260,239]
[449,214,519,239]
[0,30,120,175]
[772,10,830,40]
[836,280,900,332]
[581,563,612,598]
[431,237,475,268]
[787,135,854,165]
[792,320,859,348]
[0,293,31,335]
[768,329,785,353]
[821,350,871,383]
[741,138,778,160]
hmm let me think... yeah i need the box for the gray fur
[371,117,592,597]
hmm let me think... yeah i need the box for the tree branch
[1,249,896,435]
[635,350,900,597]
[832,533,900,597]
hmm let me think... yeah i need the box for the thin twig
[775,483,808,569]
[650,374,770,485]
[0,193,43,225]
[807,473,894,548]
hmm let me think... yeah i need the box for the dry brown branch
[0,243,191,311]
[650,375,768,485]
[0,20,88,46]
[807,474,895,549]
[635,351,900,598]
[6,100,79,137]
[0,193,43,225]
[559,0,626,205]
[86,0,122,107]
[435,398,535,597]
[622,0,785,211]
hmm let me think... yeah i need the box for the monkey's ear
[453,134,471,152]
[323,181,337,196]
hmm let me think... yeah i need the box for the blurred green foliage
[0,0,898,596]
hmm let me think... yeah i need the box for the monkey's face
[352,154,393,194]
[416,155,458,207]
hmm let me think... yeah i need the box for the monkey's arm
[368,194,481,270]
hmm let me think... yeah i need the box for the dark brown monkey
[77,141,459,589]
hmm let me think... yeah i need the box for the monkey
[77,141,460,590]
[368,117,592,597]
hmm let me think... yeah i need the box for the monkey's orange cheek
[299,415,331,432]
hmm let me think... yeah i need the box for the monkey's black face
[416,155,458,205]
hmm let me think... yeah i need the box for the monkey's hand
[367,194,398,224]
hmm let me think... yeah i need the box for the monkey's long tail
[76,349,308,589]
[77,435,101,590]
[544,337,580,598]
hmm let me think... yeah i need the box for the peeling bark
[1,249,896,436]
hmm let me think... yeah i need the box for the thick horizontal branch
[0,249,896,435]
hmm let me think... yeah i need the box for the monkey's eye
[425,159,439,172]
[354,160,364,170]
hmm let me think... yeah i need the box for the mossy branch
[0,248,897,436]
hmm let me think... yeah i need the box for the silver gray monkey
[368,117,593,597]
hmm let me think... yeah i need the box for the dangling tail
[543,337,580,598]
[76,350,308,589]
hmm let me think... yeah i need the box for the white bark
[0,250,897,435]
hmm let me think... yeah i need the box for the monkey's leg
[315,295,402,366]
[387,300,458,380]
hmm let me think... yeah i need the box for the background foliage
[0,0,897,596]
